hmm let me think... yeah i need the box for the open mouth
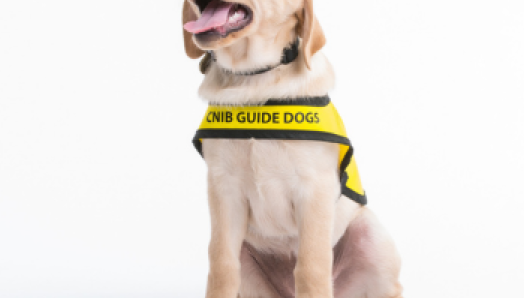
[184,0,253,37]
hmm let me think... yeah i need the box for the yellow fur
[182,0,403,297]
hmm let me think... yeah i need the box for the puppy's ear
[297,0,326,69]
[183,0,205,59]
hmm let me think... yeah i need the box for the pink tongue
[184,0,235,34]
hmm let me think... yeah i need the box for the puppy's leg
[294,179,338,298]
[333,209,403,298]
[205,174,249,298]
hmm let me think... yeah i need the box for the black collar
[209,38,300,76]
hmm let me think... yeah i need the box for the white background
[1,0,523,297]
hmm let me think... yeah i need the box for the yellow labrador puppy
[182,0,403,297]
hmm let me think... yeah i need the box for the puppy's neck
[198,27,335,105]
[210,37,298,76]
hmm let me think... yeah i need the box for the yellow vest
[193,96,367,205]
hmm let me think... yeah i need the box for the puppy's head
[182,0,325,69]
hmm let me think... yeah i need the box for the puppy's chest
[203,139,339,237]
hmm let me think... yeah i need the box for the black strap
[209,38,300,76]
[208,96,330,107]
[264,96,330,107]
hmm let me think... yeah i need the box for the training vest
[192,96,367,205]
